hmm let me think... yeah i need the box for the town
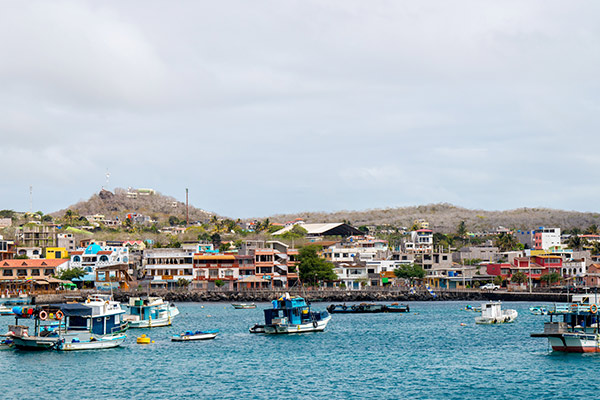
[0,192,598,298]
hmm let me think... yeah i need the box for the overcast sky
[1,1,599,218]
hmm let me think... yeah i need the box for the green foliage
[393,264,426,280]
[463,258,482,266]
[177,278,190,288]
[168,216,180,226]
[568,235,587,251]
[220,242,231,252]
[214,279,225,287]
[166,237,181,248]
[493,275,504,286]
[494,233,520,252]
[268,225,284,234]
[280,225,307,240]
[298,245,337,285]
[14,254,29,259]
[586,225,599,235]
[540,272,561,284]
[0,210,15,219]
[56,267,87,281]
[510,271,528,284]
[457,220,467,237]
[358,226,369,233]
[211,233,221,249]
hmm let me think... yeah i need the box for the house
[194,254,255,290]
[44,247,68,259]
[16,247,42,259]
[0,259,69,293]
[585,264,600,287]
[57,233,76,252]
[18,225,57,247]
[69,242,131,288]
[403,229,434,253]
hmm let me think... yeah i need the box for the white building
[404,229,434,253]
[142,248,195,288]
[516,227,561,250]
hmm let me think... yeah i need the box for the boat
[462,305,481,312]
[385,303,410,313]
[529,306,549,315]
[474,302,518,324]
[7,294,128,351]
[251,293,331,334]
[172,329,219,341]
[123,297,180,328]
[232,303,256,309]
[0,305,15,316]
[531,302,600,352]
[327,303,410,313]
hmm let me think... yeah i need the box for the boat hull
[126,307,180,328]
[263,316,331,334]
[11,336,60,350]
[545,334,600,353]
[58,334,127,351]
[232,304,256,309]
[172,333,217,341]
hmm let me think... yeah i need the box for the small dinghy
[171,329,219,341]
[232,303,256,309]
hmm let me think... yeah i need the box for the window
[30,269,40,276]
[2,270,12,277]
[44,269,54,276]
[73,256,81,262]
[17,269,27,276]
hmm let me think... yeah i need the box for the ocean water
[1,301,599,399]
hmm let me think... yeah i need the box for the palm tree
[592,241,600,256]
[586,225,599,235]
[494,233,519,252]
[568,235,588,251]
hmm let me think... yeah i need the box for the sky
[1,1,600,218]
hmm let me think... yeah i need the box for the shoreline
[34,289,572,304]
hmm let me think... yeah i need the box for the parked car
[481,283,500,290]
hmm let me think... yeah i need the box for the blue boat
[249,293,331,334]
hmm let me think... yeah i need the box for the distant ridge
[267,203,600,233]
[52,188,214,223]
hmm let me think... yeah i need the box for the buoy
[207,315,212,318]
[460,323,467,326]
[137,334,151,344]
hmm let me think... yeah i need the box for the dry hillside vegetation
[267,204,600,233]
[52,188,214,223]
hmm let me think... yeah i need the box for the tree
[540,272,561,286]
[457,221,467,237]
[494,233,520,252]
[56,267,86,281]
[297,245,337,285]
[511,271,528,284]
[393,264,426,282]
[281,225,307,239]
[168,216,180,226]
[493,275,504,286]
[177,278,190,288]
[211,233,221,249]
[586,225,599,235]
[568,235,587,251]
[214,279,225,288]
[592,241,600,256]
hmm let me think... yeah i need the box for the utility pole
[29,185,33,214]
[186,188,189,227]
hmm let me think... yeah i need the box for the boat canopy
[49,303,93,317]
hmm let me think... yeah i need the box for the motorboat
[474,302,518,324]
[123,297,180,328]
[232,303,256,309]
[250,293,331,334]
[327,303,409,313]
[8,294,128,351]
[529,306,549,315]
[531,302,600,352]
[172,329,219,341]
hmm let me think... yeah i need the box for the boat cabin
[264,297,310,325]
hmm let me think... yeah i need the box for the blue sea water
[1,301,599,399]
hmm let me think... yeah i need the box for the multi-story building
[19,225,56,247]
[16,247,42,259]
[0,258,69,293]
[142,248,194,289]
[404,229,434,253]
[194,254,255,290]
[57,233,76,252]
[0,236,16,261]
[516,227,561,250]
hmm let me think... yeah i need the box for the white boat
[529,306,549,315]
[0,305,15,316]
[475,302,518,324]
[232,303,256,309]
[251,293,331,334]
[531,302,600,353]
[171,329,219,341]
[8,294,128,351]
[124,297,180,328]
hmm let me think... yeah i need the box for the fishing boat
[232,303,256,309]
[123,297,180,328]
[531,302,600,352]
[250,293,331,334]
[327,303,410,313]
[529,306,549,315]
[172,329,219,341]
[8,294,128,351]
[474,302,518,324]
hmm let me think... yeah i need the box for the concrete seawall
[33,290,571,304]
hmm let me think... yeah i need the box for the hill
[52,188,214,224]
[267,203,600,234]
